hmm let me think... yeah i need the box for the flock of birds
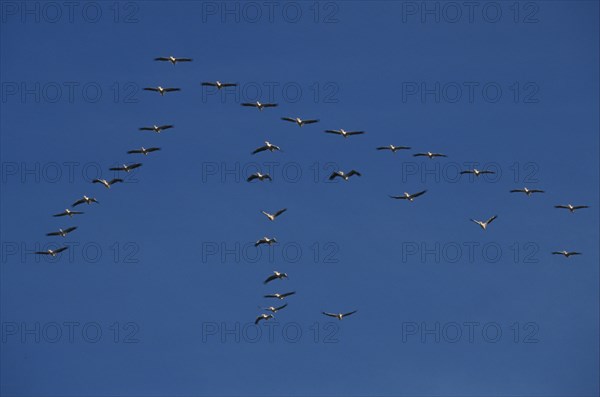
[35,55,589,325]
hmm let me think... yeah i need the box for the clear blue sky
[1,1,598,396]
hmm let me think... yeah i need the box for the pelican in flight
[471,215,498,230]
[376,145,411,152]
[201,81,237,89]
[53,209,83,217]
[35,246,68,257]
[241,101,278,111]
[139,124,173,133]
[252,141,281,155]
[329,170,361,181]
[460,169,495,177]
[389,190,427,201]
[324,129,365,138]
[510,187,545,196]
[264,271,288,284]
[281,117,319,127]
[143,86,181,96]
[127,147,161,155]
[413,152,447,159]
[255,237,277,247]
[264,291,296,300]
[110,163,142,173]
[247,172,272,182]
[154,56,192,65]
[554,204,589,213]
[92,178,123,189]
[262,208,287,221]
[72,196,98,207]
[46,226,77,237]
[255,314,275,325]
[261,303,288,313]
[322,310,357,320]
[552,251,582,258]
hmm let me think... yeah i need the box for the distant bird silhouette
[92,178,123,189]
[154,56,192,65]
[470,215,498,230]
[322,310,357,320]
[389,190,427,202]
[46,227,77,237]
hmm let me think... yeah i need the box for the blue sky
[1,1,598,396]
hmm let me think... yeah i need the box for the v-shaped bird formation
[35,55,589,328]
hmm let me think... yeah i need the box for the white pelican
[46,226,77,237]
[552,251,582,258]
[247,172,272,182]
[92,178,123,189]
[329,170,361,181]
[201,81,237,89]
[281,117,319,127]
[510,187,545,196]
[255,314,275,325]
[143,86,181,96]
[322,310,357,320]
[264,291,296,300]
[127,147,161,155]
[413,152,447,159]
[460,169,495,177]
[53,209,83,217]
[262,208,287,221]
[264,271,288,284]
[470,215,498,230]
[139,125,173,133]
[252,141,281,155]
[554,204,589,213]
[72,196,98,207]
[110,163,142,172]
[261,303,288,313]
[389,190,427,201]
[35,246,68,256]
[154,56,192,65]
[255,237,277,247]
[376,145,411,152]
[324,129,365,138]
[241,101,278,111]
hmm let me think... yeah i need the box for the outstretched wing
[163,88,181,92]
[486,215,498,224]
[263,275,278,284]
[72,199,86,207]
[346,131,365,136]
[275,303,288,311]
[343,310,358,317]
[281,117,296,123]
[274,208,287,218]
[247,174,258,182]
[322,312,337,318]
[143,87,159,92]
[410,190,427,199]
[281,291,296,298]
[347,170,361,177]
[252,146,268,155]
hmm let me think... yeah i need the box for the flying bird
[413,152,447,159]
[552,251,582,258]
[72,195,98,207]
[241,101,278,111]
[53,209,83,217]
[281,117,319,127]
[376,145,411,152]
[127,147,161,155]
[154,56,192,65]
[263,271,288,284]
[247,172,272,182]
[262,208,287,221]
[322,310,357,320]
[324,129,365,138]
[255,237,277,247]
[35,246,68,257]
[389,190,427,201]
[460,169,495,177]
[201,81,237,89]
[264,291,296,300]
[92,178,123,189]
[139,125,173,133]
[510,187,545,196]
[46,226,77,237]
[143,86,181,96]
[255,314,275,325]
[110,163,142,172]
[470,215,498,230]
[261,304,288,313]
[329,170,361,181]
[554,204,589,213]
[252,141,281,155]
